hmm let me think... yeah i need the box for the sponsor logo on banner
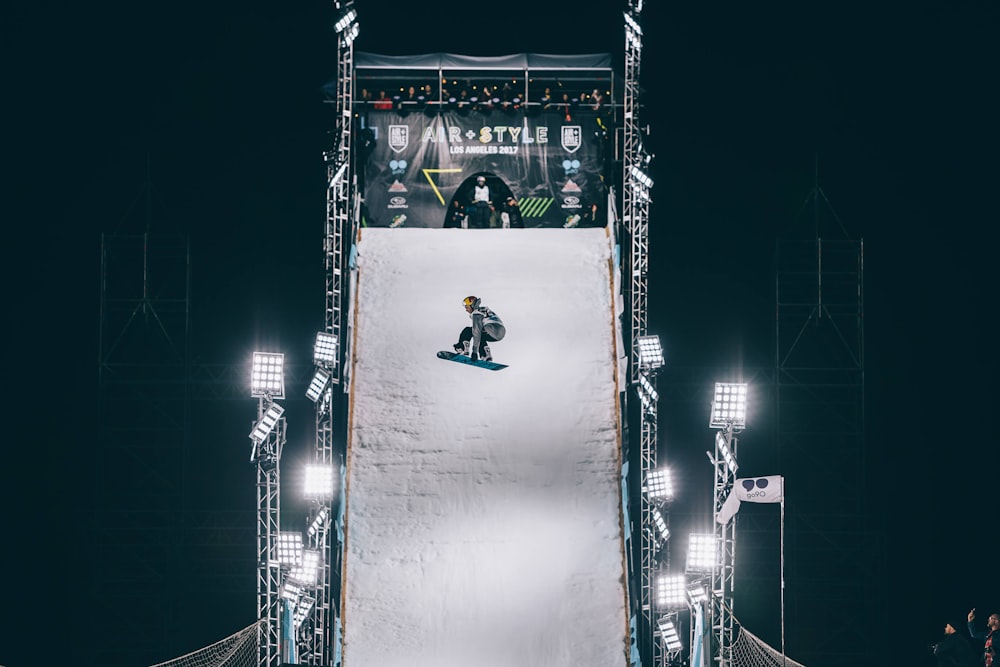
[389,159,407,176]
[561,180,582,193]
[561,126,582,153]
[388,196,408,209]
[388,125,409,153]
[562,159,580,176]
[561,196,581,209]
[388,180,407,193]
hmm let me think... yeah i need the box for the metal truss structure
[710,426,740,667]
[621,3,661,667]
[775,193,876,665]
[251,397,285,667]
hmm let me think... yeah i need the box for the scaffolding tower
[774,175,880,666]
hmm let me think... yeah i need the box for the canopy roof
[355,52,613,71]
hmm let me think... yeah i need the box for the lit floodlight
[334,8,357,33]
[251,352,285,399]
[249,403,285,445]
[314,331,338,365]
[305,368,331,403]
[637,374,659,415]
[288,549,321,586]
[292,594,316,630]
[687,582,709,604]
[307,507,329,538]
[709,382,747,429]
[643,468,673,501]
[276,532,304,567]
[686,533,719,573]
[304,464,335,499]
[656,574,687,608]
[637,335,664,369]
[623,11,643,36]
[715,431,738,473]
[630,165,654,189]
[281,581,306,601]
[328,162,348,189]
[343,21,359,45]
[651,506,669,543]
[657,617,684,652]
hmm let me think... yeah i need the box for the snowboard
[437,350,508,371]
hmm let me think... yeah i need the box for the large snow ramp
[343,228,628,667]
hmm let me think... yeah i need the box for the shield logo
[388,125,409,154]
[561,126,582,153]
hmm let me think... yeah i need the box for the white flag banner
[716,475,784,524]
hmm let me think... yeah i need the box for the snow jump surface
[344,228,628,667]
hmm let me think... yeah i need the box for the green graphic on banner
[360,109,607,228]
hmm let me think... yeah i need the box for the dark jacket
[935,632,979,667]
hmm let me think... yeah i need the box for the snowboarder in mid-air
[453,295,505,361]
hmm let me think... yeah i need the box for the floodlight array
[636,334,664,369]
[715,431,738,474]
[687,582,709,604]
[686,534,719,573]
[249,403,285,445]
[251,352,285,399]
[305,369,332,403]
[657,616,684,652]
[304,464,335,499]
[709,382,748,429]
[334,8,356,33]
[656,574,687,608]
[637,374,659,414]
[307,508,329,538]
[651,506,669,543]
[292,594,316,630]
[314,331,338,364]
[276,532,304,567]
[288,549,321,586]
[643,468,673,501]
[630,165,654,190]
[281,582,306,601]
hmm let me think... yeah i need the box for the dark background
[5,0,998,665]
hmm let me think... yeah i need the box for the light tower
[708,382,748,667]
[249,351,287,667]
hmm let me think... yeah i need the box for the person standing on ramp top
[453,296,505,362]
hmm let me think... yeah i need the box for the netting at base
[730,625,807,667]
[149,621,261,667]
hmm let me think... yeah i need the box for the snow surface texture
[344,228,628,667]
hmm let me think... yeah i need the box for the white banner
[717,475,784,524]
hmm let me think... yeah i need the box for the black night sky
[5,1,998,666]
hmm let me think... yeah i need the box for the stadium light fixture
[249,403,285,445]
[636,335,664,370]
[637,374,659,414]
[305,368,331,403]
[328,162,348,189]
[307,507,329,538]
[643,468,673,501]
[714,431,738,474]
[687,581,709,605]
[280,581,306,602]
[251,352,285,399]
[709,382,748,429]
[334,7,357,33]
[686,533,719,573]
[623,11,643,36]
[651,506,669,544]
[656,574,687,609]
[314,331,338,365]
[276,532,304,567]
[304,464,335,499]
[657,616,684,652]
[630,165,654,189]
[292,594,316,630]
[288,549,321,586]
